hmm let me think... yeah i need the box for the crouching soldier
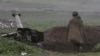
[67,11,86,52]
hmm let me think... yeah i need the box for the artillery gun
[2,9,44,44]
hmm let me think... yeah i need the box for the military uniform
[67,11,86,45]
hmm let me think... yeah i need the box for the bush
[93,43,100,52]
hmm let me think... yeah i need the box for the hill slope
[0,36,100,56]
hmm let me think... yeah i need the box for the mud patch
[43,26,100,52]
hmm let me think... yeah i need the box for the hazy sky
[1,0,100,12]
[15,0,100,12]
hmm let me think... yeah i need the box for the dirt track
[43,26,100,52]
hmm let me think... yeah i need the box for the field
[0,0,100,56]
[0,36,100,56]
[1,11,100,31]
[0,10,100,56]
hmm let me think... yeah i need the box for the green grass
[0,36,46,56]
[0,35,100,56]
[0,28,15,34]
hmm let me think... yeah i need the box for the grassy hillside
[0,36,100,56]
[0,38,100,56]
[0,11,100,56]
[0,36,46,56]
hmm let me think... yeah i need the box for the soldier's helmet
[72,11,79,17]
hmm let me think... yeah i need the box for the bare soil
[43,26,100,53]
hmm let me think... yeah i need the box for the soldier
[67,11,86,52]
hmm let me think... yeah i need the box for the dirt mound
[43,26,100,52]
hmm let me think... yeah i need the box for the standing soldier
[67,11,86,52]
